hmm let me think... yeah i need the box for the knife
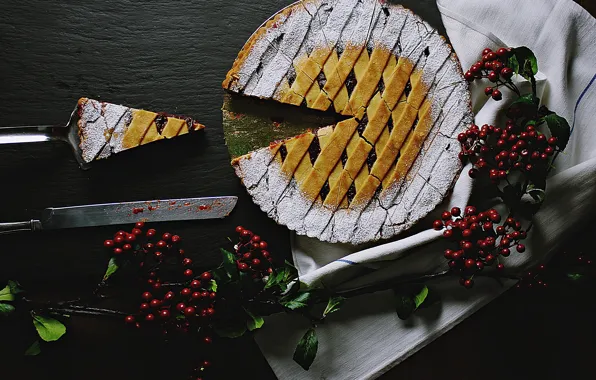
[0,196,237,234]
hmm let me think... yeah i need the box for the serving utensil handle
[0,125,66,144]
[0,220,42,234]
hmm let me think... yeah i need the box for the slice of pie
[223,0,473,245]
[77,97,205,163]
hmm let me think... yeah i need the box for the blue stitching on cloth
[336,259,357,265]
[571,72,596,134]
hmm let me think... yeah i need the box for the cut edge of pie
[77,97,205,163]
[223,0,473,244]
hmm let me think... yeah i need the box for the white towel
[255,1,596,379]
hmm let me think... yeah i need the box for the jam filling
[340,149,349,166]
[357,114,369,136]
[404,79,412,97]
[345,70,357,96]
[424,46,430,56]
[346,183,357,204]
[155,114,168,134]
[387,115,394,133]
[279,144,288,162]
[308,135,321,165]
[317,71,327,89]
[377,78,385,95]
[287,66,297,87]
[411,116,419,131]
[319,180,331,201]
[366,147,377,171]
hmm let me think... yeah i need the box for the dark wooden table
[0,1,594,379]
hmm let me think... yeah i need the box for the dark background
[0,0,594,379]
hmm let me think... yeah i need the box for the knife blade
[0,196,238,233]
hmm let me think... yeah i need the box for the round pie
[223,0,473,245]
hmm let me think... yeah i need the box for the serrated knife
[0,196,237,234]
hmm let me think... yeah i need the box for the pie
[222,0,473,245]
[77,97,205,163]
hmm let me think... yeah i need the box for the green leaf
[102,257,119,282]
[506,93,540,120]
[220,248,239,280]
[0,285,14,302]
[508,46,538,81]
[567,273,584,281]
[413,286,429,309]
[8,280,24,295]
[24,340,41,356]
[0,302,16,316]
[32,314,66,342]
[293,328,318,371]
[394,291,415,320]
[244,308,265,331]
[206,279,218,292]
[527,188,546,204]
[281,291,312,310]
[213,324,247,338]
[323,296,345,318]
[543,113,571,151]
[211,267,230,284]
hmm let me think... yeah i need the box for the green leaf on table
[543,113,571,151]
[206,279,218,292]
[8,280,24,295]
[244,308,265,331]
[506,93,540,120]
[281,291,312,310]
[508,46,538,81]
[567,273,584,281]
[265,266,298,292]
[0,285,14,302]
[0,302,16,316]
[102,257,119,282]
[293,328,318,371]
[220,248,239,281]
[24,340,41,356]
[32,314,66,342]
[413,285,429,309]
[527,188,546,204]
[323,296,345,318]
[214,324,247,338]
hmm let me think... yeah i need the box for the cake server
[0,196,237,234]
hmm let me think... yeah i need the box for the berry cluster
[459,122,557,183]
[434,206,527,288]
[103,222,182,262]
[234,226,274,278]
[464,47,513,100]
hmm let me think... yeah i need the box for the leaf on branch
[8,280,24,294]
[24,340,41,356]
[220,248,239,281]
[323,296,345,318]
[206,279,218,292]
[244,308,265,331]
[0,285,15,302]
[506,93,540,120]
[543,113,571,151]
[281,291,312,310]
[32,314,66,342]
[293,328,318,371]
[527,188,546,204]
[265,265,298,292]
[102,257,119,282]
[567,273,584,281]
[394,284,430,320]
[0,302,16,316]
[413,285,429,309]
[508,46,538,81]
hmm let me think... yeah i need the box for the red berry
[483,221,493,231]
[171,235,181,243]
[482,48,493,56]
[181,288,191,297]
[183,258,193,266]
[184,269,194,277]
[488,72,498,82]
[150,299,161,308]
[113,248,123,255]
[444,249,454,259]
[448,260,457,269]
[484,61,494,70]
[203,336,212,344]
[492,89,502,100]
[122,243,132,251]
[191,280,201,289]
[135,221,145,229]
[496,47,509,58]
[125,234,136,242]
[457,133,467,142]
[516,244,526,253]
[142,292,152,301]
[176,303,186,312]
[468,168,478,178]
[140,303,150,311]
[441,211,452,220]
[259,241,268,250]
[145,314,155,322]
[146,229,156,238]
[164,291,175,301]
[159,309,170,319]
[464,206,477,216]
[114,236,124,244]
[464,259,475,269]
[433,220,443,230]
[210,292,217,299]
[537,134,546,143]
[526,164,533,172]
[462,229,472,238]
[464,279,474,289]
[241,229,253,239]
[476,261,485,271]
[235,225,244,233]
[243,252,253,260]
[485,254,495,263]
[156,240,166,249]
[192,292,202,300]
[104,240,114,248]
[207,308,215,316]
[452,250,463,260]
[116,230,126,237]
[547,137,557,145]
[200,272,212,281]
[132,228,143,236]
[238,262,249,271]
[497,263,505,271]
[125,315,136,324]
[145,243,154,250]
[451,207,461,217]
[252,258,261,267]
[501,67,513,79]
[161,233,171,241]
[152,282,162,290]
[154,251,163,260]
[545,146,554,156]
[464,71,474,81]
[251,235,261,243]
[501,248,511,257]
[184,307,196,317]
[462,241,473,251]
[443,229,453,238]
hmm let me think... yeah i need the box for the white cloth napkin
[256,1,596,379]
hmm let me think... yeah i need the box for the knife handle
[0,220,43,234]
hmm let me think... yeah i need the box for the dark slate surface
[0,1,450,379]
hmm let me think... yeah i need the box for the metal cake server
[0,106,89,168]
[0,196,237,234]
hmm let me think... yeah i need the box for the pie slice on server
[77,98,205,163]
[222,0,473,245]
